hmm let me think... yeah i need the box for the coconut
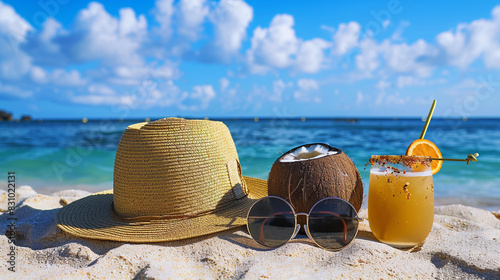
[268,143,363,213]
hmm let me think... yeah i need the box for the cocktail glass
[368,155,434,248]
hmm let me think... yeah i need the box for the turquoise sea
[1,118,499,211]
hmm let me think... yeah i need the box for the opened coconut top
[280,144,339,162]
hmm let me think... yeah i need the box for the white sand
[1,186,499,279]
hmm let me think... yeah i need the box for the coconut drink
[268,143,364,215]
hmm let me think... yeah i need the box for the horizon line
[2,116,499,122]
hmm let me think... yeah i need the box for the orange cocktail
[368,155,434,248]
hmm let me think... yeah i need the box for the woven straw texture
[56,118,267,242]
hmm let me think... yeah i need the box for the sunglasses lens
[247,197,296,248]
[308,198,359,250]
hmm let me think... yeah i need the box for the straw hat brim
[56,176,267,243]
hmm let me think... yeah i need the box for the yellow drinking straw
[420,100,436,139]
[416,100,479,165]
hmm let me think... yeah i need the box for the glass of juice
[368,155,434,248]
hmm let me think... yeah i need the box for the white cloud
[436,6,500,69]
[61,2,147,67]
[119,8,147,36]
[71,79,181,107]
[219,77,230,92]
[245,79,293,103]
[51,69,87,87]
[295,38,330,73]
[396,76,415,88]
[245,84,266,109]
[396,75,428,88]
[88,84,116,95]
[391,21,409,41]
[178,0,209,40]
[178,85,216,110]
[247,14,330,74]
[26,67,87,87]
[0,53,32,80]
[380,39,437,77]
[376,79,391,90]
[0,1,33,45]
[320,24,335,34]
[385,92,410,105]
[456,78,482,89]
[375,92,385,105]
[297,78,319,91]
[203,0,253,62]
[154,63,178,79]
[273,79,286,94]
[115,66,150,80]
[0,82,32,98]
[436,26,476,68]
[154,0,175,39]
[35,18,63,53]
[354,36,437,78]
[30,66,47,83]
[382,20,391,29]
[349,8,495,78]
[0,1,34,80]
[294,78,321,102]
[440,77,487,98]
[109,66,147,85]
[247,14,298,70]
[356,90,364,104]
[70,94,126,106]
[269,79,289,102]
[333,21,360,55]
[218,77,239,107]
[355,39,379,74]
[374,92,410,106]
[22,18,71,68]
[396,75,447,88]
[108,62,178,86]
[125,80,181,108]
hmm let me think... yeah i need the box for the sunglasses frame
[246,196,359,251]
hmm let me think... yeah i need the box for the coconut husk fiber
[268,143,363,214]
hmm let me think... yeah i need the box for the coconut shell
[268,143,363,213]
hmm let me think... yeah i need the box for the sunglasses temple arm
[259,211,295,245]
[316,211,347,244]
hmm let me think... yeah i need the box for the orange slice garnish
[406,139,443,175]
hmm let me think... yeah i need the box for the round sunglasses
[246,196,359,251]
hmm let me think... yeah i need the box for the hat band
[110,197,247,222]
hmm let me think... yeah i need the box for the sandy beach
[0,186,499,279]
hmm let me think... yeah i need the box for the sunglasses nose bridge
[295,212,309,217]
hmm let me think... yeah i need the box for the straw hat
[56,117,267,242]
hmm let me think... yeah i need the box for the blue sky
[1,0,500,119]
